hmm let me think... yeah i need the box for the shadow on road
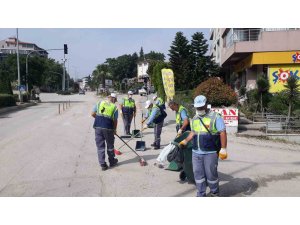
[219,172,258,197]
[117,154,158,166]
[164,120,176,126]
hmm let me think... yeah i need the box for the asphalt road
[0,92,300,196]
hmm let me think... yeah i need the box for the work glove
[177,129,183,137]
[179,140,187,149]
[219,148,228,160]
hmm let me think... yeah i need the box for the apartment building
[0,37,48,57]
[137,60,149,83]
[210,28,300,93]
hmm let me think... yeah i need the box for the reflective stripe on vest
[122,98,135,114]
[93,100,117,129]
[192,111,220,151]
[123,98,135,108]
[176,105,188,125]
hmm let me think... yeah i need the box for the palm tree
[284,76,300,123]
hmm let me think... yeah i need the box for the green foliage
[168,31,221,91]
[151,62,169,101]
[0,54,67,93]
[145,51,165,61]
[194,77,237,107]
[268,92,289,115]
[0,94,16,108]
[239,86,246,97]
[283,75,300,119]
[173,90,194,116]
[168,32,193,91]
[0,60,13,94]
[139,47,144,60]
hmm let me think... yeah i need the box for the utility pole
[16,28,22,103]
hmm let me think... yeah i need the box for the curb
[0,102,37,115]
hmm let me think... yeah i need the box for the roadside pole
[16,28,22,103]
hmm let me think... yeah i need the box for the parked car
[79,89,85,95]
[138,88,147,96]
[129,88,139,94]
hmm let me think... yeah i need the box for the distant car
[79,89,85,95]
[138,88,147,96]
[129,88,139,94]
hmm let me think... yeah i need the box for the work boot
[154,145,160,150]
[109,158,118,167]
[151,143,156,147]
[208,192,219,197]
[101,163,108,171]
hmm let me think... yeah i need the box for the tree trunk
[287,101,292,124]
[261,93,263,117]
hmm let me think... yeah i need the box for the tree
[145,51,165,61]
[190,32,221,86]
[0,59,13,94]
[256,74,270,116]
[139,47,144,60]
[284,75,300,122]
[168,32,193,90]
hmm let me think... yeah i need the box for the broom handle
[115,134,141,158]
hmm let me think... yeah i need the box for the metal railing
[266,115,300,135]
[225,28,262,48]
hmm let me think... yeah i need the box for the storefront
[233,51,300,93]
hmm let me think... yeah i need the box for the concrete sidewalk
[0,102,38,115]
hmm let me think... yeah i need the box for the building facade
[0,37,48,57]
[210,28,300,93]
[137,60,149,83]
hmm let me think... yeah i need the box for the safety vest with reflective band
[156,97,164,106]
[93,100,117,129]
[151,104,164,124]
[176,105,188,126]
[191,111,221,152]
[122,98,135,114]
[176,105,191,132]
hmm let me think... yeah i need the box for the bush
[0,94,16,108]
[268,92,288,115]
[194,77,237,107]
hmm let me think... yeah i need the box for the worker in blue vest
[179,95,228,197]
[92,93,119,171]
[120,91,136,135]
[143,100,167,149]
[168,100,191,136]
[153,95,166,109]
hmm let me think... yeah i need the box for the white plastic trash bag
[156,143,176,166]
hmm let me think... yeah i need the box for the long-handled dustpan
[132,116,140,138]
[135,112,146,151]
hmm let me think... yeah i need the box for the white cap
[193,95,207,108]
[110,93,117,98]
[128,91,133,95]
[145,100,151,109]
[152,95,157,101]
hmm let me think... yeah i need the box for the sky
[0,28,209,79]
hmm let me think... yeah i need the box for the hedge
[0,94,16,108]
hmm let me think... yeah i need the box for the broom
[115,133,147,166]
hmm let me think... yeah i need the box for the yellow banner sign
[268,64,300,93]
[161,68,175,101]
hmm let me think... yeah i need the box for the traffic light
[64,44,68,54]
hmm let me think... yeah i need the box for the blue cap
[194,95,207,108]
